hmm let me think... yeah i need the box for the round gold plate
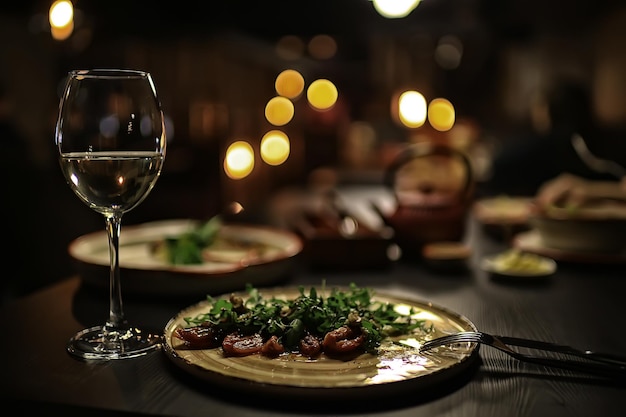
[163,286,479,399]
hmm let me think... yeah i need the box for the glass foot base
[67,325,162,360]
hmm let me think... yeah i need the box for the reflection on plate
[514,230,626,264]
[481,250,556,279]
[163,286,479,399]
[69,219,303,297]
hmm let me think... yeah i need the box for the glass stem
[105,214,127,331]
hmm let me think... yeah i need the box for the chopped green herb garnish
[163,216,222,264]
[183,283,429,354]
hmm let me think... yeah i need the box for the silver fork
[419,331,626,380]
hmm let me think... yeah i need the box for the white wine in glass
[55,69,166,360]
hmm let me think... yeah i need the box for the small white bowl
[481,250,556,279]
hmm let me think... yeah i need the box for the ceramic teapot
[380,142,474,257]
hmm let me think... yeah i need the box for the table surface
[2,216,626,417]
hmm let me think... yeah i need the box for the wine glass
[55,69,166,360]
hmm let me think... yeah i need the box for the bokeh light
[308,34,337,60]
[265,96,295,126]
[260,130,290,166]
[49,0,73,27]
[428,98,455,131]
[398,90,427,128]
[49,0,74,40]
[51,20,74,40]
[224,140,254,179]
[434,35,463,70]
[275,69,305,99]
[275,35,305,60]
[372,0,421,18]
[307,79,338,111]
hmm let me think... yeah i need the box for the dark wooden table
[2,218,626,417]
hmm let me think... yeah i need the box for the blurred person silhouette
[484,78,617,198]
[536,172,626,209]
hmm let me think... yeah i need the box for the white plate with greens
[69,219,303,297]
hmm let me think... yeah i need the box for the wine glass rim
[69,69,150,78]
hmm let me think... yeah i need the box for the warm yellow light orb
[224,140,254,179]
[260,130,290,166]
[49,0,73,28]
[398,90,427,128]
[428,98,455,131]
[265,96,295,126]
[307,79,338,111]
[372,0,421,18]
[49,0,74,40]
[51,20,74,40]
[275,69,305,100]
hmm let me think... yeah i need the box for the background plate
[513,230,626,264]
[69,219,303,297]
[163,286,479,399]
